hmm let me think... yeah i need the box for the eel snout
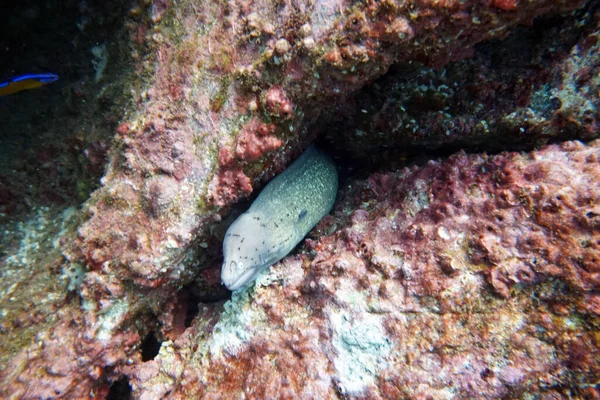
[221,260,258,291]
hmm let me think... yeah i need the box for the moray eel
[221,145,338,290]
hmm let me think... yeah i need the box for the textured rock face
[318,3,600,165]
[128,140,600,399]
[0,0,598,398]
[74,0,589,297]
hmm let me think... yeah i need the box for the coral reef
[318,2,600,166]
[0,0,599,398]
[73,0,590,313]
[126,140,600,398]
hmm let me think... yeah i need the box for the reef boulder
[128,140,600,399]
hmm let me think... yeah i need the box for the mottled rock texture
[76,0,588,297]
[319,2,600,166]
[0,0,598,398]
[128,140,600,399]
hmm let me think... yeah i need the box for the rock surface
[128,140,600,399]
[0,0,598,398]
[319,2,600,166]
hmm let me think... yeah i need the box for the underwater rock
[0,0,597,398]
[124,140,600,399]
[319,3,600,165]
[75,0,589,294]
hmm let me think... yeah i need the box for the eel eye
[230,260,242,272]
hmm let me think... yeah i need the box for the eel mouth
[221,262,259,291]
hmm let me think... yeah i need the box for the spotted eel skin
[221,145,338,290]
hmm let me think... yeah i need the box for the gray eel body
[221,145,338,290]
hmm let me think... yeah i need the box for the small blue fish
[0,73,58,97]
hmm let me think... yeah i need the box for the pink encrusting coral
[235,118,284,163]
[74,0,588,287]
[69,0,588,355]
[126,140,600,398]
[0,0,597,398]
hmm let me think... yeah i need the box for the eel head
[221,212,290,290]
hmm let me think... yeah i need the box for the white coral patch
[328,309,392,395]
[208,284,266,357]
